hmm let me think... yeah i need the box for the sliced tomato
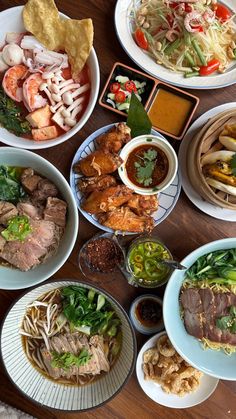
[125,81,137,93]
[185,4,192,13]
[169,2,178,9]
[199,59,220,76]
[214,4,231,22]
[134,28,148,50]
[110,82,120,93]
[115,90,126,103]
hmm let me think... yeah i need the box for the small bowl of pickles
[126,236,172,288]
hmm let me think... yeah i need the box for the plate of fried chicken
[70,122,181,234]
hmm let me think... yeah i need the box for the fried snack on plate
[98,207,154,233]
[23,0,62,51]
[63,19,93,79]
[127,194,158,216]
[74,150,122,176]
[81,185,133,214]
[23,0,93,77]
[142,333,203,397]
[96,123,131,153]
[78,175,117,195]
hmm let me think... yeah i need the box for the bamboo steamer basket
[187,109,236,210]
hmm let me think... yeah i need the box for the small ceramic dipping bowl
[78,232,125,284]
[99,62,199,140]
[129,294,164,335]
[118,135,178,195]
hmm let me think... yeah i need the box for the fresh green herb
[61,286,120,336]
[127,92,152,138]
[134,148,157,187]
[51,349,91,370]
[0,165,26,203]
[1,215,32,241]
[0,87,31,135]
[216,316,232,331]
[230,153,236,176]
[216,306,236,333]
[186,249,236,285]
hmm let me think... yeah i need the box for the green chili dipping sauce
[127,240,172,287]
[125,144,169,189]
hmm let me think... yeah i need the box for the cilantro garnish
[51,349,91,370]
[135,148,157,187]
[216,305,236,334]
[231,153,236,176]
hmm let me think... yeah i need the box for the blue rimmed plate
[70,123,181,234]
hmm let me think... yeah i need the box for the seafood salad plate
[0,1,99,149]
[136,331,218,408]
[115,0,236,89]
[70,123,181,235]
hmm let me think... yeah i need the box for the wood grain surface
[0,1,236,418]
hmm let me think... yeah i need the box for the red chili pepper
[115,90,126,103]
[199,59,220,76]
[110,82,120,93]
[134,28,148,50]
[214,4,231,22]
[124,81,137,93]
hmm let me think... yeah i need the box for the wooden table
[0,1,236,418]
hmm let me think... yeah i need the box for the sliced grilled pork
[0,218,58,271]
[40,332,110,381]
[43,197,67,227]
[180,288,236,346]
[20,168,42,193]
[0,201,18,225]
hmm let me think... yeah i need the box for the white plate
[179,102,236,222]
[70,124,181,234]
[115,0,236,90]
[136,331,219,409]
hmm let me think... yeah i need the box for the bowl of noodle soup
[0,280,136,411]
[163,237,236,380]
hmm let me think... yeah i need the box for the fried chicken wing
[74,150,122,176]
[78,175,117,196]
[96,122,131,153]
[98,207,154,233]
[127,194,158,216]
[81,186,133,214]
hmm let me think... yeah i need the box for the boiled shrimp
[23,72,47,112]
[184,11,202,33]
[2,64,27,102]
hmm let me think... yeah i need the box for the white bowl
[118,135,178,195]
[0,147,79,290]
[163,238,236,380]
[129,295,164,335]
[0,280,137,411]
[0,6,100,149]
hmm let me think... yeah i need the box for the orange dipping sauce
[148,88,194,137]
